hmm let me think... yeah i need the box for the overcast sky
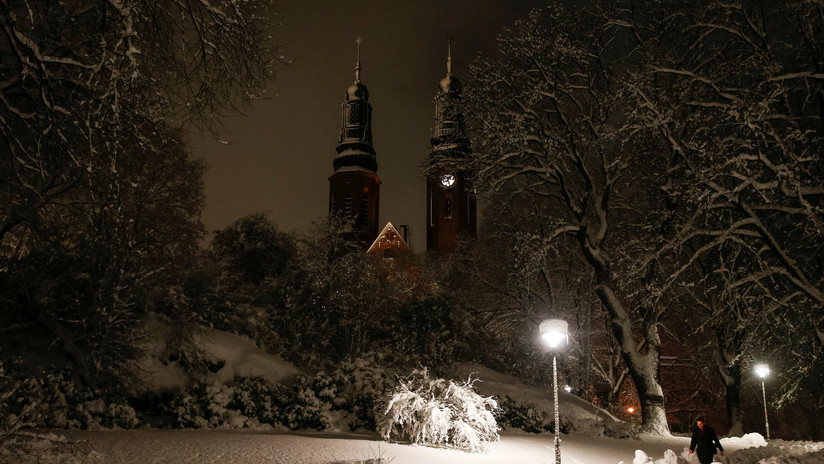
[193,0,549,251]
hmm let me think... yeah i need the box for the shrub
[1,362,99,463]
[2,366,138,431]
[497,395,572,434]
[377,368,500,453]
[298,357,392,431]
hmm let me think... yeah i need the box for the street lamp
[540,319,568,464]
[754,363,770,440]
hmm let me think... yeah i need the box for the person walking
[689,416,724,463]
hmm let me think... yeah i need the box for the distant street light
[540,319,568,464]
[754,363,770,440]
[564,385,572,393]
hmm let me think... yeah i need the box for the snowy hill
[136,312,301,391]
[449,362,630,438]
[7,321,823,464]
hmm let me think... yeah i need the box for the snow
[450,362,629,437]
[13,323,823,463]
[45,429,824,464]
[136,312,301,390]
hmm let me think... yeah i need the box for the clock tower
[426,41,476,255]
[329,39,381,245]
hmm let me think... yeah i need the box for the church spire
[328,37,381,247]
[335,37,376,172]
[355,37,362,83]
[446,37,452,78]
[426,38,475,255]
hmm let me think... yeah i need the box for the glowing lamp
[540,319,569,348]
[539,318,568,464]
[754,362,771,439]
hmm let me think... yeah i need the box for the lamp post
[754,363,770,440]
[540,319,568,464]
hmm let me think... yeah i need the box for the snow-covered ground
[10,320,824,464]
[29,428,824,464]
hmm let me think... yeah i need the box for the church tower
[329,39,381,245]
[426,41,476,255]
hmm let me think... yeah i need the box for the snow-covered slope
[450,362,630,437]
[37,321,817,464]
[136,312,301,391]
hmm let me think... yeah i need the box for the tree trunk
[716,340,744,436]
[725,375,743,436]
[627,365,669,435]
[580,231,670,435]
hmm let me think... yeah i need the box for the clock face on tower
[440,174,455,187]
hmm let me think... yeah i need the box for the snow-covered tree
[613,0,823,409]
[442,194,628,406]
[453,7,675,434]
[0,0,283,388]
[450,0,822,434]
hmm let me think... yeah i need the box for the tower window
[360,197,369,230]
[344,195,352,216]
[445,192,452,218]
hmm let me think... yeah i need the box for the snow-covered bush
[298,357,392,431]
[2,366,138,431]
[167,382,254,429]
[1,362,31,457]
[228,376,288,426]
[165,376,328,430]
[1,363,100,462]
[497,395,572,434]
[377,368,500,453]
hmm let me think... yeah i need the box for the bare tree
[618,0,823,409]
[451,8,676,434]
[1,0,284,249]
[0,0,284,386]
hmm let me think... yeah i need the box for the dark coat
[690,425,724,463]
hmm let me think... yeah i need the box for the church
[327,40,476,257]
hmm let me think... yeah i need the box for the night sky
[193,0,548,250]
